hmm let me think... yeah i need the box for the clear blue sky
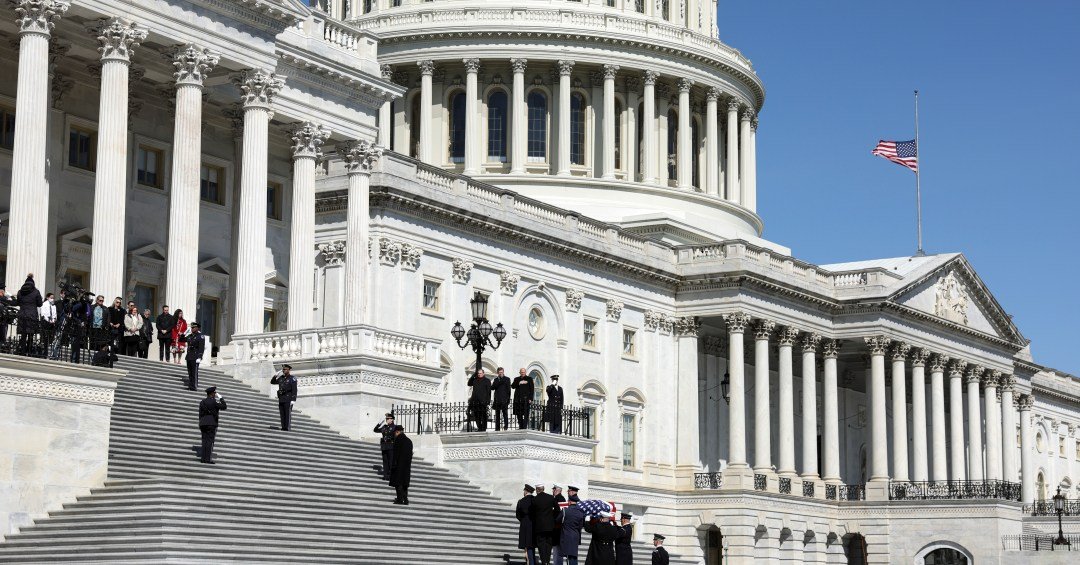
[720,1,1079,373]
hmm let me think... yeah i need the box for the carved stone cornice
[564,288,584,313]
[723,312,751,334]
[14,0,68,36]
[287,122,331,161]
[318,240,346,266]
[605,299,623,322]
[89,17,147,64]
[167,44,220,87]
[338,140,383,175]
[500,271,520,296]
[234,69,285,110]
[752,320,776,341]
[675,316,701,337]
[400,243,423,271]
[452,258,473,284]
[864,336,891,356]
[378,238,402,266]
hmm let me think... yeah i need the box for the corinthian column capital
[287,122,331,161]
[722,312,751,334]
[510,58,528,73]
[822,339,841,359]
[727,99,741,112]
[741,107,756,122]
[891,342,911,361]
[603,64,620,80]
[864,335,891,356]
[706,87,721,102]
[167,44,220,87]
[462,58,481,74]
[14,0,68,36]
[801,333,821,353]
[752,320,776,341]
[776,326,799,346]
[676,78,694,92]
[338,140,384,175]
[234,69,286,110]
[643,70,660,86]
[89,17,147,64]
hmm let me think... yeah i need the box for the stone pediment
[888,256,1026,346]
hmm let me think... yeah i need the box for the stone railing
[348,4,753,73]
[299,10,377,60]
[231,324,441,368]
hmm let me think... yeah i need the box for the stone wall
[0,355,123,538]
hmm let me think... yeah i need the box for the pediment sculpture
[934,271,970,326]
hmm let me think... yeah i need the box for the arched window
[1036,472,1047,500]
[527,91,548,162]
[661,0,670,20]
[614,99,623,170]
[448,91,466,164]
[363,0,373,14]
[922,548,969,565]
[633,0,645,14]
[530,369,545,404]
[570,93,586,166]
[487,90,508,162]
[409,93,420,158]
[691,118,701,188]
[666,108,678,181]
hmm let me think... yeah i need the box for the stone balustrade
[230,324,441,368]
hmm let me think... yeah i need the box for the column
[557,60,574,176]
[777,327,798,477]
[87,18,148,299]
[1001,375,1018,483]
[725,99,740,204]
[676,78,693,189]
[948,361,967,480]
[339,141,381,325]
[966,366,984,481]
[865,336,891,482]
[801,333,821,481]
[378,65,392,147]
[285,123,331,330]
[738,107,753,207]
[723,312,751,471]
[1018,394,1034,503]
[675,317,702,475]
[984,371,1002,481]
[752,320,775,474]
[232,70,285,335]
[462,59,481,175]
[417,60,433,163]
[7,0,69,289]
[821,340,841,483]
[601,64,619,179]
[705,87,720,196]
[930,354,950,481]
[625,81,639,181]
[890,342,910,482]
[641,71,658,184]
[510,58,527,174]
[745,116,758,211]
[164,45,219,318]
[910,349,930,482]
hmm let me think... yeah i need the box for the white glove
[290,401,295,406]
[195,358,201,364]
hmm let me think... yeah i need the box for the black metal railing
[753,473,767,491]
[694,472,723,490]
[889,480,1021,502]
[1025,500,1080,516]
[0,317,105,366]
[1002,534,1079,551]
[779,477,791,494]
[391,401,593,438]
[803,481,816,498]
[825,483,866,501]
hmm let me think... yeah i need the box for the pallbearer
[651,534,669,565]
[615,513,634,565]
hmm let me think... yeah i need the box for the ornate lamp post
[450,292,507,380]
[1053,487,1069,546]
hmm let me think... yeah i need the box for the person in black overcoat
[614,513,634,565]
[389,425,413,505]
[198,386,227,464]
[651,534,669,565]
[583,515,619,565]
[491,367,512,431]
[531,484,558,565]
[558,496,585,565]
[511,368,535,430]
[545,375,565,434]
[551,485,566,562]
[516,485,537,565]
[270,364,298,431]
[466,368,492,431]
[15,275,42,355]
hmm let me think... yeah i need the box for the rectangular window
[583,319,597,349]
[267,181,283,220]
[622,413,635,467]
[200,164,225,205]
[1060,436,1066,458]
[68,126,97,171]
[136,145,164,188]
[196,297,218,340]
[422,279,441,312]
[622,328,636,357]
[0,106,14,150]
[264,309,277,332]
[132,284,156,313]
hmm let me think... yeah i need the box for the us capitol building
[0,1,1077,564]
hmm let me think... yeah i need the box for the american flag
[576,499,618,518]
[871,139,918,173]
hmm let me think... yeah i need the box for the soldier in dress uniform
[583,512,619,565]
[614,513,634,565]
[651,534,669,565]
[373,412,396,481]
[198,386,227,464]
[185,322,205,391]
[545,375,565,434]
[552,485,566,565]
[270,364,298,431]
[516,484,537,565]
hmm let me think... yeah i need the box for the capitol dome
[340,0,766,245]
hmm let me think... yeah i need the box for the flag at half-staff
[871,139,918,173]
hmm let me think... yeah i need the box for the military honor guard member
[583,512,620,565]
[557,493,585,565]
[614,513,634,565]
[197,386,227,464]
[532,484,558,565]
[185,322,205,391]
[389,425,413,505]
[373,412,396,481]
[270,364,298,431]
[551,485,566,564]
[651,534,669,565]
[516,484,537,565]
[545,375,565,434]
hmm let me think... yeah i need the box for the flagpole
[914,89,925,256]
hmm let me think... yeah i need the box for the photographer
[67,291,90,363]
[91,343,117,368]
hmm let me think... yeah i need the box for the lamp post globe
[451,322,466,342]
[1053,487,1068,546]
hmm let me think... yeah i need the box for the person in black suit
[198,386,227,464]
[651,534,669,565]
[516,485,537,565]
[270,364,298,430]
[545,375,565,434]
[185,322,205,391]
[511,368,535,430]
[389,425,413,505]
[614,513,634,565]
[373,412,396,481]
[491,367,512,431]
[466,368,492,431]
[531,484,558,565]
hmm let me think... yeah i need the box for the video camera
[58,280,96,307]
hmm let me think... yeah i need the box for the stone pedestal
[435,431,597,504]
